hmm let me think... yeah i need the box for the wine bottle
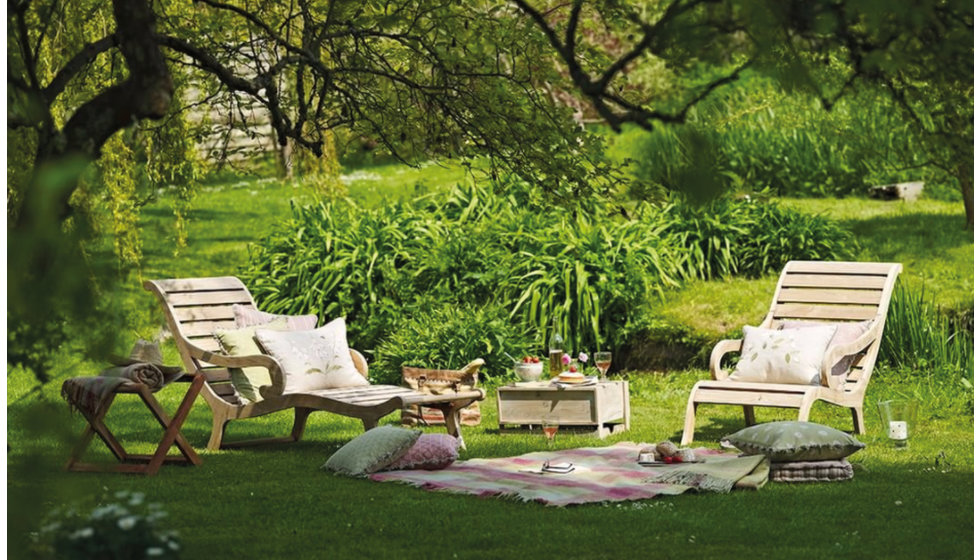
[548,320,564,376]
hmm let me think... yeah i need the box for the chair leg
[208,416,228,451]
[681,396,699,446]
[851,406,865,434]
[444,405,465,450]
[361,418,378,431]
[797,397,816,423]
[291,408,313,442]
[743,406,756,426]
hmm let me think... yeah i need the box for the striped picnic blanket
[370,443,735,506]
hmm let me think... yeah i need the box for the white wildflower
[128,492,145,506]
[70,527,94,540]
[117,516,138,530]
[146,547,165,556]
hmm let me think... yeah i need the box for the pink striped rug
[370,443,727,507]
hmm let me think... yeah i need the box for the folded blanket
[61,363,183,417]
[645,454,770,493]
[770,459,854,483]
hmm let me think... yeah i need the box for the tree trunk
[957,164,973,230]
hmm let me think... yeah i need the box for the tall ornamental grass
[881,283,974,377]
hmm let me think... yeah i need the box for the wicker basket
[401,365,481,427]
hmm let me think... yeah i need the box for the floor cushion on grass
[769,459,854,483]
[370,443,761,507]
[323,426,421,476]
[721,421,865,462]
[384,433,460,471]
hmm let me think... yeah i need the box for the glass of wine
[595,351,612,379]
[542,415,560,448]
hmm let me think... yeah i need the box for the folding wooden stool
[66,373,204,475]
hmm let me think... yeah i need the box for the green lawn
[7,171,974,558]
[8,371,973,559]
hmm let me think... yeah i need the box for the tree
[6,0,972,379]
[7,0,615,378]
[514,0,973,225]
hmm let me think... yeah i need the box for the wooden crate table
[496,380,630,438]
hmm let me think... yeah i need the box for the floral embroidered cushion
[728,324,838,385]
[255,317,369,393]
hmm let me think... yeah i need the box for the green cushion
[721,421,865,462]
[213,318,289,402]
[323,426,422,476]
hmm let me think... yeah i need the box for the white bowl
[514,361,544,382]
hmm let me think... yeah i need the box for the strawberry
[569,365,577,373]
[531,356,540,363]
[523,356,531,363]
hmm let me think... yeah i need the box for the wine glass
[595,351,612,379]
[542,415,560,449]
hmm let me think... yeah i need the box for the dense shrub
[372,302,538,384]
[663,199,856,279]
[242,182,851,379]
[618,76,958,200]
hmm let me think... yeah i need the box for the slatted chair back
[144,277,260,405]
[762,261,902,394]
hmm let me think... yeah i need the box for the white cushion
[729,324,838,385]
[255,318,369,393]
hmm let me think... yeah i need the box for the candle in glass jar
[889,421,908,440]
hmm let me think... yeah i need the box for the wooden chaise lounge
[144,277,485,450]
[681,261,902,445]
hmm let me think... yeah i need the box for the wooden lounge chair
[144,277,486,450]
[680,261,902,445]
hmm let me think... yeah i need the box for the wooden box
[496,380,630,439]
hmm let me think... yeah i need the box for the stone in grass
[868,181,924,202]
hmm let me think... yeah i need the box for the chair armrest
[350,349,369,378]
[710,339,743,380]
[820,325,880,389]
[185,343,287,399]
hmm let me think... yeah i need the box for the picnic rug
[369,443,769,506]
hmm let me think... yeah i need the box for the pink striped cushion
[232,304,317,331]
[384,433,460,471]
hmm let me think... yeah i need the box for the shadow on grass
[841,211,972,257]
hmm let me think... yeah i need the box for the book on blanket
[543,462,574,474]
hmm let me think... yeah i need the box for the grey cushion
[322,426,421,476]
[721,421,865,462]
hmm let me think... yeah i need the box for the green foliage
[372,302,537,385]
[617,75,957,200]
[33,490,181,560]
[881,283,974,377]
[663,198,855,279]
[243,181,850,365]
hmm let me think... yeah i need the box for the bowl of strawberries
[514,356,543,381]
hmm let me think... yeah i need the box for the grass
[7,169,974,558]
[646,197,973,344]
[7,371,973,559]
